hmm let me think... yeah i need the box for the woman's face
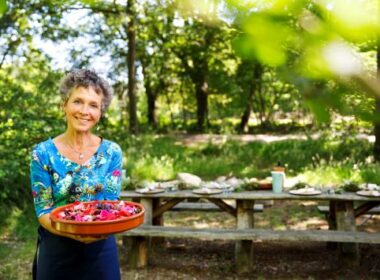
[63,86,103,133]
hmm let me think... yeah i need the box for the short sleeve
[104,143,122,200]
[30,145,54,218]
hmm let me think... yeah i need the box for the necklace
[65,142,87,159]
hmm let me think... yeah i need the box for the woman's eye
[90,104,99,108]
[73,100,81,104]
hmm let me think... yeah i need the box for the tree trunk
[240,105,252,133]
[240,63,263,132]
[195,81,208,131]
[146,90,157,129]
[126,0,138,134]
[141,64,158,129]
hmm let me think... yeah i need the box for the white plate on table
[289,189,322,196]
[192,188,223,195]
[135,188,165,194]
[356,190,380,197]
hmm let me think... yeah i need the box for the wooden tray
[192,188,223,195]
[50,200,145,236]
[356,190,380,197]
[289,189,322,196]
[258,182,272,190]
[135,188,165,194]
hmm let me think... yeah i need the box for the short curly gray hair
[59,69,113,115]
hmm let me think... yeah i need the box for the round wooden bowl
[50,200,145,236]
[259,181,272,190]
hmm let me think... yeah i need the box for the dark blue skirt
[33,227,121,280]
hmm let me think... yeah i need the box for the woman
[30,69,122,280]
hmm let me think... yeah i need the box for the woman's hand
[71,234,108,244]
[38,213,108,243]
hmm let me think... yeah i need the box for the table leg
[327,201,337,249]
[126,198,153,268]
[152,198,165,244]
[334,200,359,266]
[235,200,254,274]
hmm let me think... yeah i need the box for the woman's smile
[64,86,103,132]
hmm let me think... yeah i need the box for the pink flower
[112,169,121,177]
[56,201,141,222]
[99,210,117,221]
[74,214,83,222]
[73,203,84,211]
[57,212,66,219]
[32,191,37,197]
[82,215,93,222]
[120,206,135,217]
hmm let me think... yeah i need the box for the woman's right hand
[38,213,108,243]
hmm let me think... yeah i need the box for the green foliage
[117,134,374,185]
[0,59,63,204]
[0,0,7,14]
[223,0,380,123]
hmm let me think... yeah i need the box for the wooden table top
[120,190,380,202]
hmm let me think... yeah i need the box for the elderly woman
[30,69,122,280]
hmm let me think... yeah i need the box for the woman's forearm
[38,213,73,238]
[38,213,108,243]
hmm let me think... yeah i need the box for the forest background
[2,0,380,201]
[2,0,380,277]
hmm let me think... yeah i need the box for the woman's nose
[80,104,90,114]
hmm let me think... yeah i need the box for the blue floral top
[30,138,123,218]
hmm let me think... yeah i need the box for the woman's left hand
[74,235,108,244]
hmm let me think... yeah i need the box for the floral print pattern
[30,138,122,218]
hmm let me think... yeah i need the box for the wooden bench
[120,191,380,271]
[121,225,380,244]
[170,202,264,212]
[318,205,380,218]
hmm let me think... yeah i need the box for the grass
[0,204,38,280]
[120,133,376,186]
[1,132,379,279]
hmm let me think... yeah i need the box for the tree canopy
[1,0,380,203]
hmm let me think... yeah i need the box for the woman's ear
[61,102,66,113]
[61,97,69,111]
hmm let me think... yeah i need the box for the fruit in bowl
[50,200,145,236]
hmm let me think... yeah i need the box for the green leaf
[0,0,7,15]
[304,98,331,123]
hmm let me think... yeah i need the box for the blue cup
[271,171,285,193]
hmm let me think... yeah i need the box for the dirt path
[170,133,375,147]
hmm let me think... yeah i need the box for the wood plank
[120,190,380,202]
[152,198,184,218]
[318,204,380,217]
[334,201,359,265]
[170,202,264,212]
[207,198,236,217]
[125,198,153,268]
[235,200,254,273]
[327,201,337,249]
[120,225,380,244]
[354,201,380,217]
[152,198,165,244]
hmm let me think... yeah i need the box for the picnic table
[119,190,380,273]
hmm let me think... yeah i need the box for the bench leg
[334,201,359,266]
[125,198,153,268]
[123,236,149,268]
[235,200,254,274]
